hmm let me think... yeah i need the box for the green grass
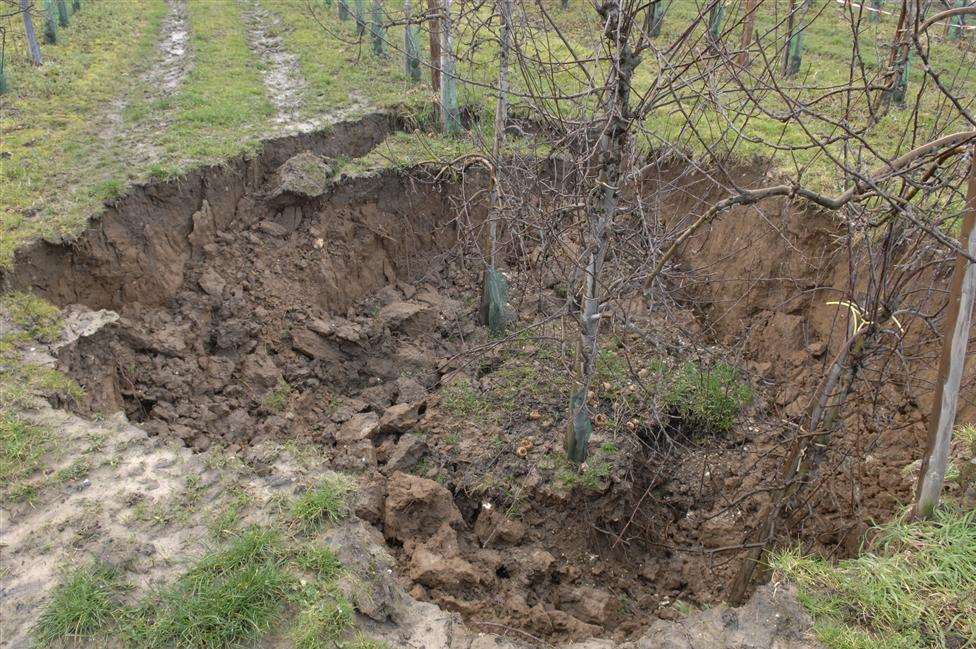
[0,0,168,265]
[0,412,52,483]
[1,291,63,342]
[260,378,292,412]
[290,474,356,531]
[297,545,344,581]
[289,586,355,649]
[773,506,976,649]
[153,0,271,164]
[33,562,125,647]
[440,378,488,419]
[125,527,292,649]
[259,0,428,119]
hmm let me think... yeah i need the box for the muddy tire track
[103,0,192,168]
[240,0,314,133]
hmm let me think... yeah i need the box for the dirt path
[240,0,315,133]
[102,0,192,168]
[148,0,191,93]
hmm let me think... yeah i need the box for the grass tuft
[0,412,52,483]
[290,474,356,532]
[773,506,976,649]
[33,562,125,647]
[1,292,62,342]
[297,545,344,581]
[125,527,292,648]
[260,378,292,412]
[289,586,355,649]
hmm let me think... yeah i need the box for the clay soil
[4,116,957,645]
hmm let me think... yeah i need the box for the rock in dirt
[198,268,226,297]
[322,519,401,622]
[620,584,819,649]
[119,322,188,357]
[382,433,427,474]
[375,301,438,337]
[290,328,340,361]
[395,376,428,403]
[378,402,423,433]
[353,472,387,526]
[240,350,281,390]
[308,315,363,344]
[557,585,612,626]
[409,545,481,591]
[337,412,380,444]
[270,151,333,203]
[384,472,462,544]
[406,522,481,592]
[474,507,526,547]
[256,220,290,237]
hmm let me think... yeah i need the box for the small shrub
[291,474,355,531]
[261,378,292,412]
[33,563,124,646]
[664,361,752,434]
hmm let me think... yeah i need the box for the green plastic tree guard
[0,47,7,95]
[440,0,461,133]
[404,0,421,81]
[565,389,593,463]
[870,0,881,23]
[338,0,349,20]
[892,51,910,106]
[647,0,665,37]
[370,0,385,55]
[785,22,803,76]
[354,0,365,35]
[43,0,58,44]
[707,1,725,44]
[480,267,510,337]
[56,0,69,27]
[950,0,965,40]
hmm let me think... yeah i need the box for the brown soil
[5,116,969,645]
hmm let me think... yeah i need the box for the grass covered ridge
[29,476,381,649]
[773,506,976,649]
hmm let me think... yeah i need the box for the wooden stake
[912,150,976,519]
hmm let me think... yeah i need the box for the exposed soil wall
[4,120,971,645]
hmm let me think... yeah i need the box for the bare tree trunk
[566,0,639,463]
[21,0,43,66]
[912,150,976,519]
[728,330,864,604]
[427,0,441,96]
[479,0,511,333]
[738,0,757,66]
